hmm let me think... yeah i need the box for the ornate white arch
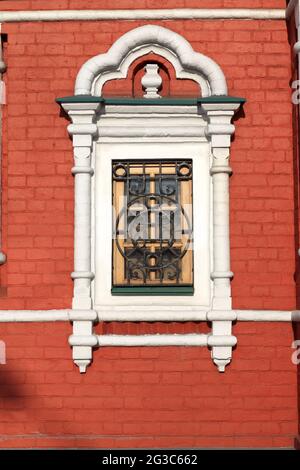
[75,24,228,97]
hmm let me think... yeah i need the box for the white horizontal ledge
[236,310,293,322]
[98,126,206,138]
[96,333,209,347]
[0,9,286,23]
[98,310,208,322]
[97,309,295,322]
[0,309,297,323]
[0,310,71,322]
[69,333,237,347]
[0,309,97,322]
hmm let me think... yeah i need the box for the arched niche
[75,24,228,97]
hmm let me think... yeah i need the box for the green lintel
[56,95,246,105]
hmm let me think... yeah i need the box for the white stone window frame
[93,109,211,310]
[59,25,244,373]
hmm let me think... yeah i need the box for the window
[112,160,193,295]
[58,24,243,371]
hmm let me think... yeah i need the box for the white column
[202,101,240,372]
[61,101,101,372]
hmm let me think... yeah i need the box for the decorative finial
[141,63,162,99]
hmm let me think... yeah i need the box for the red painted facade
[0,0,299,449]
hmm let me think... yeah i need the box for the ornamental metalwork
[112,160,193,288]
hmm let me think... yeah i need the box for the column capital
[60,101,101,154]
[201,101,241,156]
[60,101,101,123]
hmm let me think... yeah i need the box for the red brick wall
[0,322,297,448]
[0,15,298,448]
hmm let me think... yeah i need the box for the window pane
[112,160,193,288]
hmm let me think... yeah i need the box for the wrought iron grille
[112,160,193,288]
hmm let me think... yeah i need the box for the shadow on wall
[0,366,28,407]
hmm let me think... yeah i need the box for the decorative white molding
[97,309,209,322]
[52,25,295,374]
[94,140,211,309]
[62,102,100,311]
[93,45,210,97]
[0,9,286,23]
[0,308,297,374]
[75,25,227,97]
[58,26,243,372]
[0,309,296,323]
[0,310,72,322]
[69,333,237,348]
[98,126,206,138]
[201,101,241,371]
[97,104,206,140]
[237,310,295,322]
[61,101,101,373]
[71,271,95,280]
[93,334,210,347]
[95,334,237,348]
[95,308,296,322]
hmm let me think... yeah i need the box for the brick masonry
[0,6,299,449]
